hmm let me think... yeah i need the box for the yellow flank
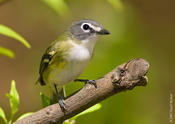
[47,61,66,83]
[42,33,73,85]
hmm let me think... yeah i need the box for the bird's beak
[96,29,110,35]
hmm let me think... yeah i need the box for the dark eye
[82,24,89,30]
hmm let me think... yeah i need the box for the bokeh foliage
[0,24,30,58]
[0,0,173,124]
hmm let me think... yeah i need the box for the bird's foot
[54,83,66,111]
[86,80,97,88]
[58,96,66,111]
[74,79,97,88]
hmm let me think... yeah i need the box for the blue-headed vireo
[36,19,110,110]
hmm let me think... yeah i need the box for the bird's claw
[58,98,66,111]
[75,79,97,88]
[85,80,97,88]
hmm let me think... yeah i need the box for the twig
[14,58,149,124]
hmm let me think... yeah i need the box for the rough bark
[14,58,149,124]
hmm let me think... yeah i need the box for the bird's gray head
[69,20,110,41]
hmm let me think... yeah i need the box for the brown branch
[14,58,149,124]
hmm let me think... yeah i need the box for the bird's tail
[35,76,46,86]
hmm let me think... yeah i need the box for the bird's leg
[54,84,66,111]
[74,79,97,88]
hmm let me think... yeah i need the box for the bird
[36,19,110,110]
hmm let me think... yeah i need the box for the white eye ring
[81,23,91,32]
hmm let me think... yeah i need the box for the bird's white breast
[65,44,91,61]
[51,41,92,86]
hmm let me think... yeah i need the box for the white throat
[80,38,97,54]
[65,38,97,62]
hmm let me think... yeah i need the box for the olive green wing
[37,39,63,85]
[37,46,55,85]
[38,55,52,85]
[37,37,70,86]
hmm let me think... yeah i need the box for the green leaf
[42,0,69,16]
[0,46,14,58]
[40,92,53,107]
[73,103,102,119]
[63,120,72,124]
[17,112,33,121]
[63,104,102,124]
[0,107,8,124]
[0,25,31,48]
[107,0,124,11]
[6,80,19,120]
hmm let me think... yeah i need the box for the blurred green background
[0,0,175,123]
